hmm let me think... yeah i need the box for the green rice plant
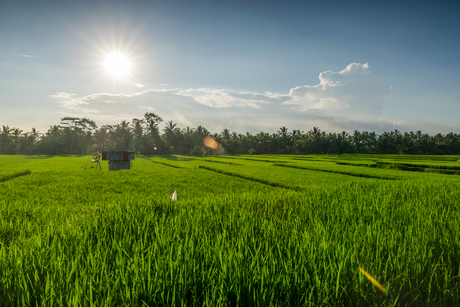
[373,161,460,175]
[1,154,460,305]
[2,181,460,306]
[272,161,401,180]
[0,169,32,182]
[196,162,369,191]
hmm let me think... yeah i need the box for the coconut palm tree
[163,121,177,153]
[308,127,321,154]
[0,125,12,154]
[144,112,163,154]
[182,126,193,154]
[131,118,144,153]
[277,126,291,153]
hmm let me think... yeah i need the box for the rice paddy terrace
[1,154,460,306]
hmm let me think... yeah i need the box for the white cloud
[393,120,409,127]
[193,89,233,108]
[52,90,197,122]
[289,62,392,119]
[134,83,145,88]
[50,92,77,98]
[51,63,403,133]
[173,110,193,127]
[245,103,262,109]
[139,105,154,111]
[19,54,34,58]
[160,83,168,86]
[191,88,290,108]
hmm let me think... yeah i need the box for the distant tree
[144,112,163,154]
[94,126,108,152]
[60,117,97,154]
[277,127,291,154]
[183,126,194,154]
[2,112,460,156]
[118,120,132,150]
[18,127,41,154]
[163,121,177,153]
[131,118,144,153]
[0,125,13,154]
[308,127,321,154]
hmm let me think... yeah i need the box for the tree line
[1,113,459,155]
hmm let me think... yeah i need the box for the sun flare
[103,53,133,77]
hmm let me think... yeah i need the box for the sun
[103,53,133,77]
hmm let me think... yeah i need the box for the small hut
[101,150,135,170]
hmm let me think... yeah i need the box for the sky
[1,0,459,135]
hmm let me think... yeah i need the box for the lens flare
[203,136,219,150]
[358,267,387,294]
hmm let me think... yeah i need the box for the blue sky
[1,0,459,135]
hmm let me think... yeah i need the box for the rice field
[1,154,460,306]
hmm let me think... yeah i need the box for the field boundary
[214,156,288,163]
[0,170,32,182]
[337,161,460,175]
[169,156,240,165]
[198,166,300,190]
[140,157,185,169]
[152,161,184,169]
[273,163,397,180]
[373,162,460,175]
[201,159,239,165]
[291,158,332,162]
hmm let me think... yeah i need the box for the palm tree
[352,130,361,153]
[336,131,349,154]
[291,129,303,153]
[131,118,144,153]
[31,127,40,139]
[221,128,230,140]
[20,128,41,154]
[144,112,163,154]
[104,125,117,150]
[277,126,291,153]
[309,127,321,154]
[94,126,108,152]
[182,126,193,154]
[0,125,12,154]
[144,112,163,134]
[117,120,132,150]
[59,117,97,154]
[163,121,177,153]
[220,128,232,153]
[369,131,377,153]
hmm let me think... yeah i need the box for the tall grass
[0,154,459,306]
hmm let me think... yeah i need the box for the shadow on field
[0,170,32,182]
[162,155,197,161]
[23,155,54,159]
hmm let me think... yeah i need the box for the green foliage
[0,169,31,182]
[1,154,460,305]
[2,116,460,155]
